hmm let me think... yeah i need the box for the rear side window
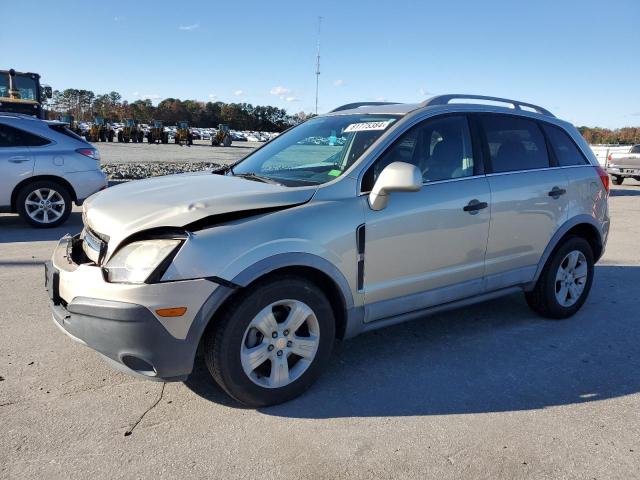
[631,145,640,154]
[0,123,50,147]
[541,124,588,166]
[480,115,549,173]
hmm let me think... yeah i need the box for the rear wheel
[16,180,72,228]
[204,275,335,407]
[525,236,594,319]
[612,175,624,185]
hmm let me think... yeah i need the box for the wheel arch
[186,253,356,368]
[532,215,604,285]
[11,175,78,212]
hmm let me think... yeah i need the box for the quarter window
[0,123,50,147]
[480,115,549,173]
[362,115,474,190]
[541,124,588,166]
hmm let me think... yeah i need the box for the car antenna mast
[315,16,322,115]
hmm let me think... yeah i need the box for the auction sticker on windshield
[344,120,394,133]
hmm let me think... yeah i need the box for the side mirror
[368,161,422,211]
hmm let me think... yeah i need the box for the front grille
[82,227,108,265]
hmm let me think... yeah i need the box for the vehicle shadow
[185,265,640,417]
[610,187,640,196]
[0,211,83,244]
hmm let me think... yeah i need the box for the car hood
[84,172,316,251]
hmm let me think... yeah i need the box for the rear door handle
[463,199,488,214]
[8,156,30,163]
[548,186,566,198]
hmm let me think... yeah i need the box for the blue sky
[2,0,639,127]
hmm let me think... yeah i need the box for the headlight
[104,239,182,284]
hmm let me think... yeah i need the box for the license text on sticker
[344,120,393,133]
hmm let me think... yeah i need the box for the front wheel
[612,175,624,185]
[204,275,335,407]
[525,236,594,319]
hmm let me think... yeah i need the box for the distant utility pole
[315,16,322,115]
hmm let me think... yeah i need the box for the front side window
[0,123,50,147]
[232,114,400,186]
[541,123,588,166]
[362,115,474,191]
[480,115,549,173]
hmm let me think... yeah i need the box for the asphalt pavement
[1,180,639,479]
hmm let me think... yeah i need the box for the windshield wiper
[233,172,282,185]
[211,161,241,175]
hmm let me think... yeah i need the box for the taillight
[595,165,609,194]
[76,148,100,161]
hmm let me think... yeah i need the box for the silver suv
[46,95,610,407]
[0,113,107,227]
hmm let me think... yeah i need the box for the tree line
[577,126,640,145]
[48,88,313,132]
[45,88,640,142]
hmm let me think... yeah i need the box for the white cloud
[270,86,291,96]
[141,94,161,100]
[233,89,244,96]
[132,91,139,96]
[333,79,346,87]
[208,93,218,100]
[285,96,299,102]
[418,87,434,96]
[179,23,200,31]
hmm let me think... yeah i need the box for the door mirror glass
[368,161,422,211]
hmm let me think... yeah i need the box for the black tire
[16,180,72,228]
[204,275,335,407]
[525,236,594,319]
[117,132,123,142]
[612,175,624,185]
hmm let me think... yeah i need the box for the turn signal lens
[156,307,187,317]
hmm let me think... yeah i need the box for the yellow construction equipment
[211,123,232,147]
[0,68,51,118]
[147,120,169,144]
[174,121,193,146]
[86,117,115,142]
[117,119,144,143]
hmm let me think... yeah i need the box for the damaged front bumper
[45,235,231,381]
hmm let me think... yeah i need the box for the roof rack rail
[421,94,554,117]
[329,101,401,113]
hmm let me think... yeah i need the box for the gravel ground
[95,140,261,165]
[95,140,261,179]
[1,181,639,479]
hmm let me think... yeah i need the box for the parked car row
[75,121,277,144]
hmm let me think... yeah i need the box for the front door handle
[8,156,30,163]
[548,186,567,199]
[463,199,488,214]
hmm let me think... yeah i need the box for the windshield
[0,73,38,100]
[232,114,400,186]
